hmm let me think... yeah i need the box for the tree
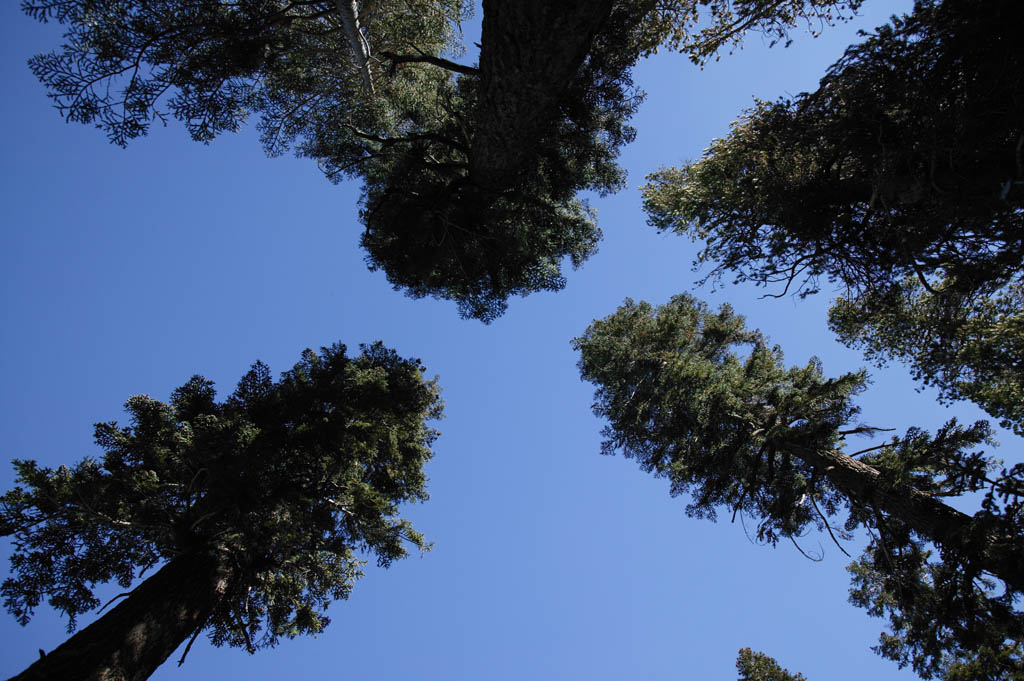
[1,341,443,681]
[643,0,1024,299]
[22,0,628,321]
[357,0,638,321]
[573,295,1024,679]
[636,4,1024,671]
[641,0,1024,429]
[736,648,806,681]
[24,0,864,321]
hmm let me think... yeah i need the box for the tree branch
[379,50,479,76]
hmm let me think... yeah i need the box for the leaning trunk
[800,445,1024,592]
[9,550,233,681]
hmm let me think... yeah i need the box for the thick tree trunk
[801,445,1024,592]
[470,0,616,191]
[9,551,234,681]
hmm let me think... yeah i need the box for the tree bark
[800,445,1024,592]
[9,551,234,681]
[470,0,616,191]
[337,0,375,96]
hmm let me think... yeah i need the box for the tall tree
[1,342,443,681]
[636,5,1024,669]
[574,295,1023,679]
[24,0,863,321]
[641,0,1024,430]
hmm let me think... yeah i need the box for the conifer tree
[574,295,1024,679]
[1,342,442,681]
[642,0,1024,433]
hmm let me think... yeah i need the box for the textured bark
[470,0,616,191]
[801,446,1024,592]
[9,551,234,681]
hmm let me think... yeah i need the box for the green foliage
[830,280,1024,436]
[848,526,1024,680]
[574,294,863,544]
[643,0,1024,299]
[636,8,1024,670]
[736,648,806,681]
[24,1,871,321]
[358,24,641,321]
[848,515,1024,678]
[23,0,467,148]
[1,342,442,650]
[575,295,1024,679]
[641,0,1024,437]
[22,0,627,322]
[844,425,1024,680]
[630,0,863,62]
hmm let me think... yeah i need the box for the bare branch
[379,50,478,76]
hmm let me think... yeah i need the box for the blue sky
[1,2,1014,679]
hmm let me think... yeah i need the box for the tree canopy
[643,0,1024,300]
[574,295,1024,680]
[642,0,1024,431]
[629,0,863,62]
[24,0,629,321]
[25,0,869,321]
[1,341,442,681]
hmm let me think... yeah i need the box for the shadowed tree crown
[642,0,1024,430]
[1,341,442,681]
[643,0,1024,299]
[25,0,866,321]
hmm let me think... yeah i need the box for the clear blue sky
[1,2,1014,679]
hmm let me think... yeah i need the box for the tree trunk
[470,0,616,191]
[337,0,375,96]
[9,551,234,681]
[801,445,1024,592]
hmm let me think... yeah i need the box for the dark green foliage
[849,519,1024,680]
[643,0,1024,299]
[736,648,806,681]
[1,342,442,650]
[830,280,1024,436]
[641,0,1024,438]
[574,295,1024,679]
[360,169,604,323]
[636,7,1024,670]
[360,0,871,322]
[358,26,640,321]
[22,0,628,322]
[24,1,868,321]
[845,429,1024,680]
[573,294,859,545]
[23,0,466,148]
